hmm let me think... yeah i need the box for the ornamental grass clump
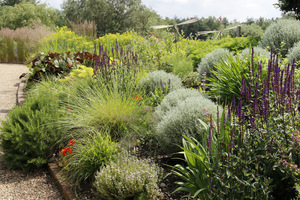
[93,153,163,200]
[173,50,300,199]
[62,131,120,186]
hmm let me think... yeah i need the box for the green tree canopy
[276,0,300,20]
[0,0,39,6]
[0,1,56,29]
[62,0,160,36]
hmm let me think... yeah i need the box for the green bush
[140,70,182,93]
[62,131,120,186]
[239,46,270,61]
[260,19,300,57]
[198,48,232,80]
[0,80,65,170]
[287,41,300,68]
[155,96,220,154]
[93,153,163,200]
[159,51,194,78]
[154,88,203,119]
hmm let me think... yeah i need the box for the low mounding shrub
[93,153,163,200]
[140,70,182,94]
[155,88,203,119]
[62,131,120,186]
[0,81,65,170]
[198,48,232,80]
[239,46,270,61]
[155,96,220,154]
[260,19,300,57]
[287,41,300,68]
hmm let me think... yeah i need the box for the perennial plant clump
[173,49,300,199]
[93,153,163,200]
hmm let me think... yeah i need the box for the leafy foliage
[62,131,120,186]
[93,153,163,200]
[260,19,300,57]
[0,80,66,170]
[155,96,220,154]
[276,0,300,20]
[287,40,300,68]
[0,1,56,29]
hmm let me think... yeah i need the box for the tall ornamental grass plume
[260,19,300,57]
[172,49,300,199]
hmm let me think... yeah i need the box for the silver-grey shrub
[155,96,220,154]
[140,70,182,94]
[287,41,300,68]
[198,48,232,80]
[93,153,163,200]
[239,47,270,61]
[260,19,300,57]
[154,88,203,119]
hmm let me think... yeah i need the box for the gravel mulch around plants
[0,64,64,200]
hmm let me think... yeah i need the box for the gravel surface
[0,64,64,200]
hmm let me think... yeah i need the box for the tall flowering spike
[111,47,114,58]
[115,39,119,54]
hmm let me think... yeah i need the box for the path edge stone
[16,78,79,200]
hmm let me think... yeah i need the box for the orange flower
[134,94,141,101]
[67,108,72,112]
[67,139,76,146]
[61,147,72,156]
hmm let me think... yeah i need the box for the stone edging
[16,78,78,200]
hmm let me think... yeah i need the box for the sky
[41,0,283,22]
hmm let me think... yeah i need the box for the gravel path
[0,64,63,200]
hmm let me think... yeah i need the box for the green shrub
[93,153,163,200]
[154,88,203,119]
[155,96,220,154]
[260,19,300,57]
[0,80,65,170]
[62,131,120,186]
[182,71,202,89]
[159,51,194,78]
[140,70,182,93]
[198,48,232,80]
[239,46,270,61]
[287,41,300,68]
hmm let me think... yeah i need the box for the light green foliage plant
[198,48,232,80]
[38,26,94,54]
[0,80,66,170]
[58,77,147,140]
[287,41,300,68]
[62,131,120,186]
[239,46,270,61]
[260,19,300,57]
[93,153,163,200]
[155,96,220,154]
[0,1,56,29]
[154,88,203,119]
[140,70,182,94]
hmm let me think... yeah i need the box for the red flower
[134,94,141,101]
[67,139,76,146]
[61,147,72,156]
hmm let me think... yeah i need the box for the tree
[276,0,300,20]
[0,0,39,6]
[0,1,56,29]
[62,0,160,36]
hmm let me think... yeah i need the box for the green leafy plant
[93,153,163,200]
[0,80,66,170]
[62,131,120,186]
[155,96,220,154]
[260,19,300,57]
